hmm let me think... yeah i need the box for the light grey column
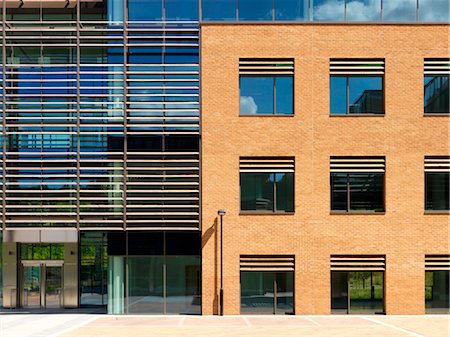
[64,243,78,308]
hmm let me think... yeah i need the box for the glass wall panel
[166,256,201,314]
[275,0,308,20]
[275,173,294,212]
[349,272,384,314]
[419,0,450,22]
[424,76,449,114]
[240,173,274,211]
[202,0,236,20]
[107,256,125,314]
[240,77,274,115]
[312,0,345,21]
[238,0,273,20]
[128,0,162,21]
[348,77,383,114]
[331,173,348,211]
[275,77,294,114]
[426,271,450,313]
[382,0,417,22]
[21,244,64,260]
[330,76,347,115]
[128,257,164,314]
[346,0,381,21]
[426,173,450,211]
[241,272,275,314]
[275,272,294,314]
[166,0,199,20]
[331,272,348,313]
[349,173,384,211]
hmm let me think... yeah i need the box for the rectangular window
[330,59,384,115]
[240,255,294,315]
[240,157,294,213]
[425,156,450,211]
[331,255,385,315]
[240,59,294,115]
[424,59,450,114]
[331,157,385,212]
[425,255,450,314]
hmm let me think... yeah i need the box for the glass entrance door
[45,266,63,308]
[23,265,41,308]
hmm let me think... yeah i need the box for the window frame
[330,172,386,214]
[239,74,294,116]
[330,74,385,116]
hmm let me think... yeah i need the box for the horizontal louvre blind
[330,59,385,75]
[424,156,450,172]
[330,156,385,173]
[425,255,450,271]
[424,58,450,75]
[239,58,294,75]
[240,255,295,272]
[331,255,386,271]
[240,157,295,173]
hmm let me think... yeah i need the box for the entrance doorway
[22,261,64,309]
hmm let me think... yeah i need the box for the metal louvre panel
[331,255,386,271]
[330,156,385,173]
[424,58,450,75]
[240,157,295,173]
[330,59,385,75]
[425,255,450,271]
[239,58,294,75]
[240,255,295,272]
[424,156,450,172]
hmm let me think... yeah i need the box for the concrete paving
[0,314,448,337]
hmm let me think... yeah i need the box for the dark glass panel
[275,0,308,20]
[275,76,294,114]
[166,232,201,256]
[166,256,201,314]
[128,232,163,255]
[240,76,274,115]
[20,244,64,260]
[331,173,348,211]
[330,76,347,115]
[348,77,383,114]
[240,173,274,211]
[165,135,199,152]
[128,136,163,152]
[165,0,199,20]
[128,47,163,64]
[331,272,348,313]
[426,271,450,313]
[424,76,449,114]
[238,0,273,21]
[382,0,416,22]
[346,0,381,21]
[128,256,164,314]
[349,272,384,314]
[275,173,294,212]
[164,47,199,64]
[419,0,450,22]
[202,0,236,20]
[241,272,274,314]
[107,232,126,256]
[426,173,450,211]
[349,173,384,211]
[275,272,294,314]
[107,135,125,152]
[312,0,345,21]
[128,0,162,21]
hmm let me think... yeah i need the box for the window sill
[330,114,385,117]
[239,211,295,216]
[330,211,385,215]
[424,210,450,214]
[239,114,294,117]
[423,113,450,117]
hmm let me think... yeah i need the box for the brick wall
[200,24,450,315]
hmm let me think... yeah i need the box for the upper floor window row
[3,0,449,23]
[203,0,449,23]
[424,59,450,115]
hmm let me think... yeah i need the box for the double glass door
[22,262,63,309]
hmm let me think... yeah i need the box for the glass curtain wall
[425,271,450,313]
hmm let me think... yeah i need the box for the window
[330,157,385,212]
[425,255,450,314]
[239,59,294,115]
[331,255,385,315]
[424,59,449,114]
[425,156,450,211]
[240,255,294,315]
[240,157,294,213]
[330,59,384,115]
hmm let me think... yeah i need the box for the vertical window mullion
[273,173,277,212]
[347,173,351,212]
[273,76,276,115]
[346,76,350,115]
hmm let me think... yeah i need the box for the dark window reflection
[426,271,450,313]
[425,173,450,210]
[424,76,449,114]
[128,136,163,152]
